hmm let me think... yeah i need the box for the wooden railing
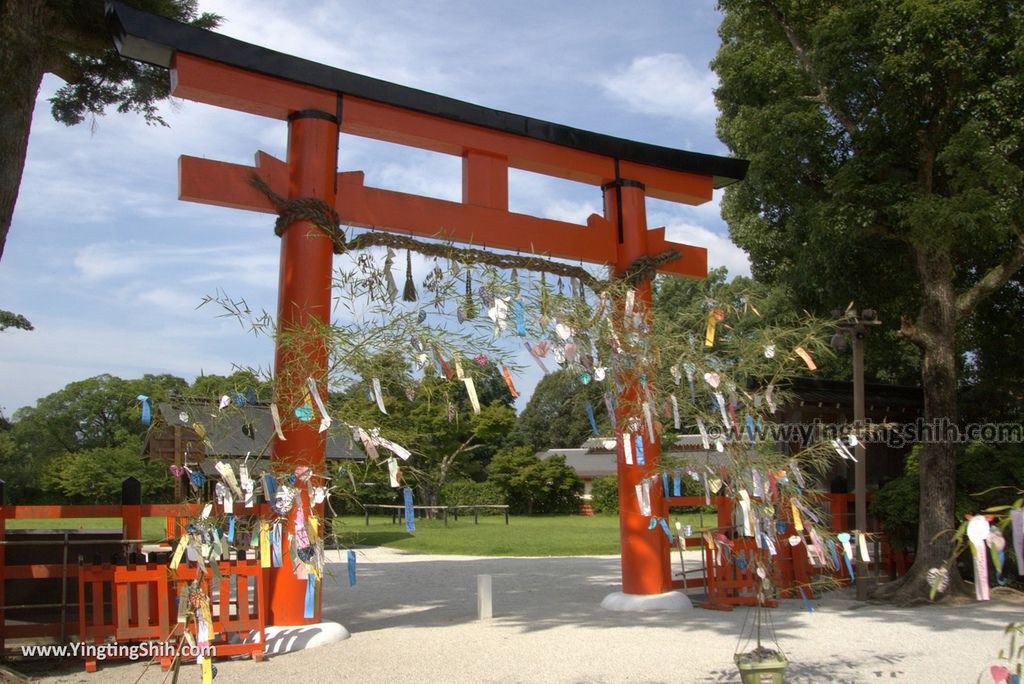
[0,478,268,669]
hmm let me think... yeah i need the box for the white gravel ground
[31,547,1023,684]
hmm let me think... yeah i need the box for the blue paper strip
[515,300,526,336]
[304,574,316,619]
[672,470,682,497]
[659,517,674,543]
[227,514,235,543]
[634,435,645,466]
[403,486,416,533]
[270,523,282,567]
[745,415,755,441]
[661,472,670,499]
[585,402,599,436]
[826,539,840,570]
[798,586,815,613]
[347,550,357,586]
[137,395,151,425]
[844,554,856,582]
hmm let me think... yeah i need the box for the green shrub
[487,447,582,515]
[443,479,505,512]
[590,476,619,514]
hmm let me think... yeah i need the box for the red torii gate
[109,2,747,625]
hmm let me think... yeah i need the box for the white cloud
[541,200,601,225]
[136,287,204,312]
[601,53,718,122]
[72,242,278,291]
[664,221,750,277]
[0,316,266,414]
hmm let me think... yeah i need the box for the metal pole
[853,326,868,600]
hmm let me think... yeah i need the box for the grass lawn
[332,510,712,556]
[4,510,719,557]
[5,517,169,541]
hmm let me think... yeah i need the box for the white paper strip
[371,377,387,416]
[622,432,634,465]
[455,357,465,381]
[696,419,710,450]
[269,403,287,441]
[240,464,254,508]
[372,434,412,461]
[857,531,870,562]
[642,401,655,443]
[357,427,379,460]
[640,480,652,516]
[387,457,400,488]
[215,461,243,499]
[738,490,753,537]
[716,392,729,428]
[464,377,481,414]
[671,394,680,430]
[306,377,334,431]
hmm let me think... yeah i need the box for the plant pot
[734,650,788,684]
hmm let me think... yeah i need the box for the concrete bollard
[477,574,493,620]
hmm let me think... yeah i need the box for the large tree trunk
[875,249,967,602]
[0,1,51,263]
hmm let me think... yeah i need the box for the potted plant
[734,595,788,684]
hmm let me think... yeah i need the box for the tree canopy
[713,0,1024,600]
[0,0,221,263]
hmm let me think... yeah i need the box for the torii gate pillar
[267,111,339,625]
[604,180,673,598]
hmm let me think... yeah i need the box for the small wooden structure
[143,400,364,501]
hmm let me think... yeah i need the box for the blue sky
[0,0,749,416]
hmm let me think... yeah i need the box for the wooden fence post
[122,477,143,563]
[0,479,6,653]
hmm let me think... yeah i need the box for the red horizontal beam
[2,505,122,519]
[171,54,714,205]
[179,155,707,278]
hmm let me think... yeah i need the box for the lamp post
[831,308,881,601]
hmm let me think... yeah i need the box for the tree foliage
[3,373,182,502]
[589,476,619,515]
[512,369,610,451]
[713,0,1024,601]
[486,447,583,515]
[333,358,517,508]
[0,1,221,262]
[40,435,172,503]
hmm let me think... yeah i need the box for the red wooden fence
[1,480,268,670]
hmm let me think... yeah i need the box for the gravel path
[32,547,1022,684]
